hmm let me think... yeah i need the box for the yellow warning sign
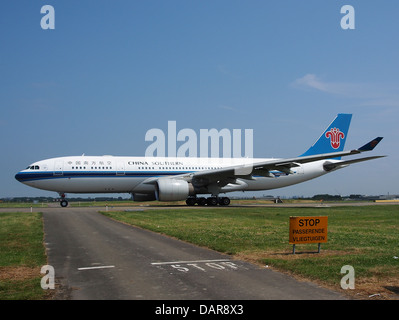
[289,216,328,244]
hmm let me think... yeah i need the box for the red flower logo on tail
[325,128,345,149]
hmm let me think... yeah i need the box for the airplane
[15,114,385,207]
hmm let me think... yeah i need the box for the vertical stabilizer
[300,114,352,158]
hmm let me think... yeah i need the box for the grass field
[0,212,49,300]
[103,205,399,299]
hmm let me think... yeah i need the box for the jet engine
[156,179,194,201]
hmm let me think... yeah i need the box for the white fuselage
[15,155,330,195]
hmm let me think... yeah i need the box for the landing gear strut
[59,193,68,207]
[186,196,230,206]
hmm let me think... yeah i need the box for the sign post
[289,216,328,254]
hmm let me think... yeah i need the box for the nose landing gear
[59,193,68,207]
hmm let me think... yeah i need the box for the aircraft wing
[141,137,384,189]
[181,137,384,188]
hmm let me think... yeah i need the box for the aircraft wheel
[186,197,196,206]
[207,197,218,206]
[219,197,230,206]
[60,200,68,207]
[197,197,207,206]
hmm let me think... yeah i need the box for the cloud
[292,74,399,107]
[293,74,366,97]
[293,74,330,92]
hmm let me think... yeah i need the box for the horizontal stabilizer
[323,155,386,171]
[358,137,383,151]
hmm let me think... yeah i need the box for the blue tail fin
[300,114,352,158]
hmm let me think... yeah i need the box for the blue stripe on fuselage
[15,171,190,182]
[15,169,289,183]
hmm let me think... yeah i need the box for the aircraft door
[116,162,125,175]
[54,160,64,176]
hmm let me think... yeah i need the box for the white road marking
[151,259,231,265]
[77,265,115,271]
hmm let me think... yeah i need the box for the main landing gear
[185,196,231,206]
[59,193,68,207]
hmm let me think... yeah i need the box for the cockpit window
[26,165,40,170]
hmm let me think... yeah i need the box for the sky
[1,0,398,198]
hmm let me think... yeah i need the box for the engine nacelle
[156,179,194,201]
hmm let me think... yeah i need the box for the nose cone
[15,171,27,183]
[15,172,23,182]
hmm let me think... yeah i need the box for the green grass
[0,212,49,300]
[0,203,47,208]
[102,205,399,298]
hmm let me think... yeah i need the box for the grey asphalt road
[41,207,347,300]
